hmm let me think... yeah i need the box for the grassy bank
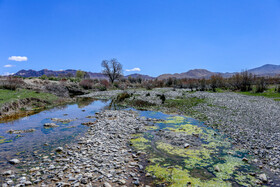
[117,94,209,122]
[236,87,280,100]
[0,89,73,121]
[0,89,59,107]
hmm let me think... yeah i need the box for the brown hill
[157,69,215,80]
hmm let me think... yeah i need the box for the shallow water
[0,100,275,186]
[134,111,268,186]
[0,99,110,172]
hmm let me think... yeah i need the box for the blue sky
[1,0,280,76]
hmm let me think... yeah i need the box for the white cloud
[8,56,28,61]
[4,64,15,68]
[3,72,15,76]
[125,67,141,72]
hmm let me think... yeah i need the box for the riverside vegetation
[1,73,280,186]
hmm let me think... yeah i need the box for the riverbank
[0,89,73,121]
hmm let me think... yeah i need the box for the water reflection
[0,99,110,172]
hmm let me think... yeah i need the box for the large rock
[55,147,63,152]
[9,159,20,164]
[2,170,12,175]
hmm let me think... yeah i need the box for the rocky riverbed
[81,88,280,178]
[1,110,154,186]
[2,88,280,186]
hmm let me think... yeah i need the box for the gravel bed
[81,88,280,177]
[1,110,151,186]
[187,92,280,176]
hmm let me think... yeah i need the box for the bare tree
[101,58,123,83]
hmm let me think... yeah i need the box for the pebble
[103,182,112,187]
[214,165,221,172]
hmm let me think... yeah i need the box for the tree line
[3,58,280,93]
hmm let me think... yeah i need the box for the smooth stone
[184,143,190,148]
[118,179,126,185]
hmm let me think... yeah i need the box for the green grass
[0,89,59,107]
[161,97,208,120]
[207,88,225,93]
[237,88,280,98]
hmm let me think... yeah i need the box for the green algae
[165,123,203,135]
[155,142,215,169]
[234,172,259,186]
[147,164,232,187]
[211,156,245,180]
[149,156,165,163]
[156,142,212,160]
[16,151,25,155]
[0,137,12,144]
[145,126,159,130]
[15,135,23,139]
[131,113,260,186]
[130,135,151,150]
[161,116,186,124]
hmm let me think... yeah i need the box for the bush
[145,83,153,90]
[156,94,166,104]
[39,74,48,80]
[116,92,130,102]
[255,78,267,93]
[100,79,110,89]
[277,86,280,93]
[97,85,107,91]
[0,77,24,90]
[79,79,94,89]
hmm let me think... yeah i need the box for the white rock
[9,159,20,164]
[214,165,221,172]
[259,173,268,182]
[103,182,112,187]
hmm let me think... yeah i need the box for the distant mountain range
[14,64,280,80]
[14,69,155,80]
[157,64,280,80]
